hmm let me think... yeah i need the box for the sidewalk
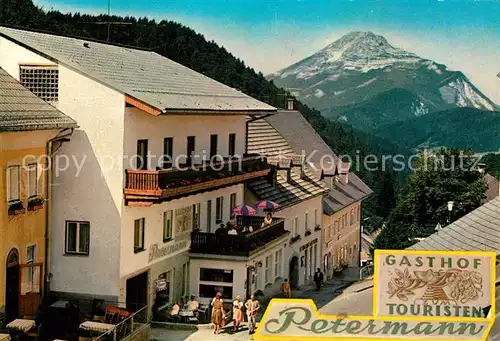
[151,279,356,341]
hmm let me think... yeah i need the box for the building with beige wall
[0,68,76,322]
[261,110,372,279]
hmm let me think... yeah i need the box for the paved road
[151,279,354,341]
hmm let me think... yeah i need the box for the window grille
[19,66,59,102]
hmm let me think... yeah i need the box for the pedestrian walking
[245,294,260,334]
[211,292,225,334]
[232,295,244,332]
[281,278,292,298]
[314,268,324,291]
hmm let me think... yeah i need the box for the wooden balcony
[190,218,289,257]
[124,154,269,205]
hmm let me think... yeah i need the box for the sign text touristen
[373,250,496,318]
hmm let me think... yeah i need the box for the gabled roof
[323,198,500,340]
[0,26,276,114]
[0,68,77,132]
[246,118,327,208]
[259,110,372,215]
[408,196,500,252]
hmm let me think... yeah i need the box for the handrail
[95,304,149,341]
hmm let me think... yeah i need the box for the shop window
[199,284,233,299]
[199,268,233,283]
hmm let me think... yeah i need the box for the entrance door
[5,249,20,323]
[289,257,299,289]
[19,263,43,316]
[126,271,148,312]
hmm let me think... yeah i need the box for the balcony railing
[190,218,288,257]
[124,154,269,205]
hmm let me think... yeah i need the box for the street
[151,280,353,341]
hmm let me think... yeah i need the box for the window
[199,284,233,299]
[314,209,318,227]
[265,255,272,284]
[334,221,338,235]
[192,203,200,230]
[200,268,233,282]
[27,164,38,198]
[163,210,173,241]
[344,214,348,226]
[215,196,223,223]
[292,217,299,236]
[274,249,282,279]
[134,218,145,253]
[210,134,218,158]
[6,166,20,202]
[182,263,188,297]
[162,137,173,168]
[20,65,58,102]
[313,244,318,271]
[340,216,344,230]
[228,133,236,156]
[350,209,354,225]
[357,206,361,221]
[206,200,212,232]
[136,140,148,170]
[305,212,309,231]
[187,136,195,164]
[229,193,237,218]
[26,245,36,283]
[65,221,90,255]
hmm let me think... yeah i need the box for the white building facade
[0,27,276,313]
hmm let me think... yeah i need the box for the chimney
[338,161,350,184]
[268,166,277,187]
[287,98,295,111]
[291,154,305,179]
[324,175,334,189]
[477,163,486,174]
[277,169,291,183]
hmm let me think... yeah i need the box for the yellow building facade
[323,201,362,278]
[0,67,76,323]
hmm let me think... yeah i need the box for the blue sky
[35,0,499,102]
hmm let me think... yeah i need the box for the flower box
[28,197,44,211]
[314,224,321,231]
[8,201,25,216]
[290,235,301,244]
[305,229,312,237]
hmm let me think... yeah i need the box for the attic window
[20,65,59,102]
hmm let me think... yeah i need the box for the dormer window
[20,65,59,102]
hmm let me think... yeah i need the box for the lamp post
[447,201,454,224]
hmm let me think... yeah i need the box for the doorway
[289,256,299,289]
[126,271,148,312]
[5,248,20,323]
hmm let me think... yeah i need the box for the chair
[26,324,41,341]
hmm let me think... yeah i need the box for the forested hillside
[0,0,408,220]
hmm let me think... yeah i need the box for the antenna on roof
[80,0,132,42]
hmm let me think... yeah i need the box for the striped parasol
[232,204,257,216]
[253,200,279,210]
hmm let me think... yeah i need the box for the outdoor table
[79,321,115,333]
[6,319,35,332]
[0,333,10,341]
[178,309,194,323]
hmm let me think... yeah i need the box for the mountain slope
[269,31,497,113]
[372,108,500,152]
[0,0,408,220]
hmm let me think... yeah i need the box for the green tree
[480,153,500,179]
[373,148,487,251]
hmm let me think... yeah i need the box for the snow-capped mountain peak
[274,31,422,79]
